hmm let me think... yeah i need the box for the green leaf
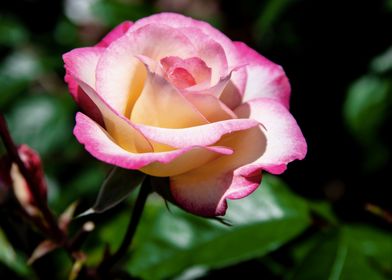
[290,225,392,280]
[125,175,311,280]
[79,168,145,216]
[308,200,339,225]
[343,75,391,169]
[0,228,32,277]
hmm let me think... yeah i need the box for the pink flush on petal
[161,56,212,89]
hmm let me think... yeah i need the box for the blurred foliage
[1,0,391,279]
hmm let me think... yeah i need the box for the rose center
[160,56,212,90]
[166,67,196,89]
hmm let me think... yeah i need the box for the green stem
[99,176,151,274]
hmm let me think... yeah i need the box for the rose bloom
[63,13,306,216]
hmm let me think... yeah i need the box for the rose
[63,13,307,216]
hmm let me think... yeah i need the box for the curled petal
[63,47,105,125]
[74,113,232,176]
[234,42,291,108]
[76,80,152,153]
[134,118,259,150]
[170,126,267,216]
[234,98,307,174]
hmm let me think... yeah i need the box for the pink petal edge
[96,21,133,48]
[234,42,291,108]
[74,112,233,170]
[234,98,307,175]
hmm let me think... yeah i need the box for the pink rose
[63,13,306,216]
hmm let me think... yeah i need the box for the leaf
[343,75,391,169]
[308,200,339,225]
[78,168,145,216]
[123,175,311,280]
[0,228,32,276]
[290,225,392,280]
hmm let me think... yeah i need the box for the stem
[99,177,151,273]
[0,114,64,242]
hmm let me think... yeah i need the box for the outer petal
[96,21,133,48]
[170,98,306,216]
[234,42,291,108]
[63,47,105,125]
[131,13,240,68]
[76,80,152,153]
[170,126,267,216]
[74,112,233,176]
[130,67,208,128]
[131,13,245,96]
[134,118,259,149]
[234,98,307,175]
[95,24,196,115]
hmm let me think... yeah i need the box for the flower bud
[11,145,47,211]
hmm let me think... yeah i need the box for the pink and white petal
[178,27,228,84]
[134,118,259,150]
[75,112,232,175]
[184,93,236,122]
[63,47,105,125]
[219,78,245,109]
[234,42,291,108]
[141,145,232,177]
[170,126,267,216]
[95,24,196,115]
[76,80,152,153]
[160,56,211,84]
[63,47,104,91]
[131,13,241,68]
[96,21,133,48]
[234,98,307,174]
[130,67,208,128]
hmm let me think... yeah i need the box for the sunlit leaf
[290,225,392,280]
[122,175,310,280]
[79,168,145,216]
[371,46,392,73]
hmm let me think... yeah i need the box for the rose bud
[9,145,47,215]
